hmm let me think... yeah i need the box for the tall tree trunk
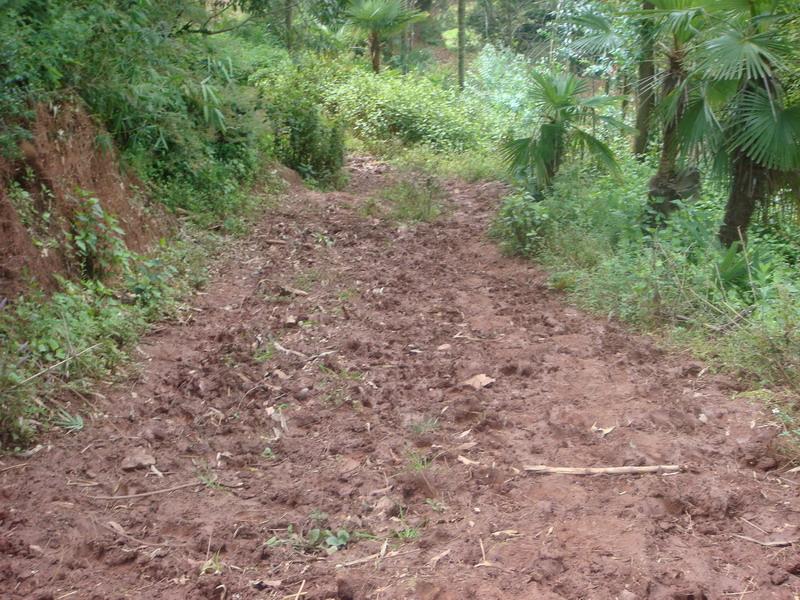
[620,74,630,122]
[370,31,381,73]
[457,0,466,90]
[285,0,293,51]
[645,44,699,225]
[719,153,770,247]
[633,1,655,158]
[400,29,408,73]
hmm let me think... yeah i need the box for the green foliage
[259,69,345,186]
[67,190,129,280]
[345,0,427,37]
[0,222,224,450]
[494,150,800,390]
[502,70,624,194]
[266,524,352,555]
[324,69,486,151]
[370,178,444,223]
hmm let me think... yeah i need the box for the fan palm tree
[345,0,427,73]
[641,0,708,222]
[569,4,706,221]
[673,0,800,245]
[502,71,624,197]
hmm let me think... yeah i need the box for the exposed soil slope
[0,103,163,297]
[2,158,799,600]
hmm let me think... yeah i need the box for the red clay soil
[0,103,164,297]
[1,157,799,600]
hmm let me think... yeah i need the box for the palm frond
[345,0,427,36]
[569,14,622,56]
[572,128,622,180]
[598,115,639,135]
[730,88,800,171]
[699,28,787,81]
[501,135,550,186]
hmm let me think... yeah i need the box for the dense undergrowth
[493,156,800,447]
[0,2,343,449]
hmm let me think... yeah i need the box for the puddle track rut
[2,157,799,599]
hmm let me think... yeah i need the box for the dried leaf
[428,548,451,567]
[461,374,495,390]
[590,423,615,438]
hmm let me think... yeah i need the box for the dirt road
[2,158,799,599]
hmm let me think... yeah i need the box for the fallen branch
[0,463,27,473]
[731,534,797,548]
[11,343,101,389]
[102,521,187,548]
[273,342,309,361]
[335,549,413,568]
[523,464,682,476]
[88,481,202,500]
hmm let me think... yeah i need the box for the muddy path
[2,158,799,600]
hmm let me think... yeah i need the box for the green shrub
[256,60,346,186]
[494,151,800,391]
[322,69,488,151]
[369,178,444,223]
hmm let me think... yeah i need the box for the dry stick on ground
[336,548,414,569]
[273,342,309,361]
[283,580,306,600]
[88,481,203,500]
[0,463,28,473]
[11,343,102,389]
[524,464,682,475]
[731,534,797,548]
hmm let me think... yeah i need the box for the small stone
[121,448,156,471]
[770,570,789,586]
[295,387,310,401]
[619,591,638,600]
[272,369,290,381]
[437,344,452,351]
[756,456,778,471]
[29,544,44,556]
[373,496,399,518]
[698,413,708,424]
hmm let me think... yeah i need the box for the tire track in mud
[2,157,799,600]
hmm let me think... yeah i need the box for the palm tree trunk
[370,31,381,73]
[719,151,770,247]
[646,44,697,224]
[285,0,293,51]
[457,0,466,90]
[633,1,655,158]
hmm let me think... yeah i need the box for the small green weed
[410,417,439,435]
[54,409,84,433]
[266,524,351,555]
[425,498,446,513]
[199,551,224,575]
[293,269,322,292]
[254,343,275,363]
[392,526,420,541]
[377,178,444,223]
[67,189,130,279]
[407,451,431,472]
